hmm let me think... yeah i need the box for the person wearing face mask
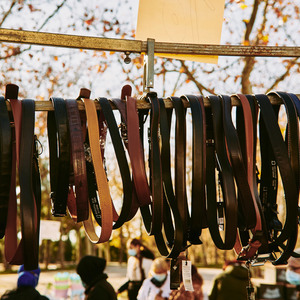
[286,249,300,299]
[118,238,155,300]
[137,257,171,300]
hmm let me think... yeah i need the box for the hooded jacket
[1,286,49,300]
[209,265,249,300]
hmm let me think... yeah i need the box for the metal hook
[143,38,155,93]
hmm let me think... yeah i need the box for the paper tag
[182,260,194,292]
[136,0,226,64]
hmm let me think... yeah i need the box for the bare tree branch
[244,0,261,43]
[0,0,17,27]
[266,58,299,92]
[241,0,267,94]
[37,0,67,31]
[180,61,216,95]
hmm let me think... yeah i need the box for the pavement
[0,263,223,299]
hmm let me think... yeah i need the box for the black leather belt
[19,99,41,270]
[181,95,206,245]
[97,97,137,229]
[205,95,237,250]
[255,94,298,264]
[47,97,70,216]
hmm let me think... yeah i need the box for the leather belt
[82,98,113,243]
[0,95,12,239]
[97,97,137,228]
[168,96,188,248]
[47,97,70,216]
[205,95,238,250]
[5,85,23,264]
[181,95,206,244]
[220,94,257,230]
[65,99,89,222]
[255,94,298,264]
[19,99,41,270]
[153,97,184,258]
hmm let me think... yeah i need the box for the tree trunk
[59,237,65,268]
[119,227,124,264]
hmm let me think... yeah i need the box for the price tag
[182,260,194,292]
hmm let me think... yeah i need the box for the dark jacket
[84,273,117,300]
[208,265,249,300]
[1,286,49,300]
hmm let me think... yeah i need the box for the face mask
[128,249,137,256]
[152,273,167,282]
[286,269,300,285]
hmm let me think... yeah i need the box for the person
[286,249,300,299]
[76,255,117,300]
[137,257,171,300]
[208,260,249,300]
[1,265,49,300]
[118,238,155,300]
[169,264,205,300]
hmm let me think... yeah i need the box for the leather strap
[0,96,12,239]
[19,99,41,270]
[47,98,70,216]
[168,97,188,248]
[255,94,298,264]
[205,95,238,250]
[5,86,23,264]
[220,95,257,230]
[181,95,206,244]
[82,98,113,243]
[97,97,136,229]
[153,97,184,258]
[65,99,89,222]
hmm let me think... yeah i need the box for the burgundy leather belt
[0,95,12,239]
[65,98,89,223]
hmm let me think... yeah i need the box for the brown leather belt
[82,98,113,243]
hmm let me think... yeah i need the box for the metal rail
[0,28,299,57]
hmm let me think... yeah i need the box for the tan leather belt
[82,98,113,243]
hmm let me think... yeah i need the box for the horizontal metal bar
[0,28,299,57]
[3,94,297,111]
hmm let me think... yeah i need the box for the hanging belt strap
[97,97,135,229]
[205,96,238,250]
[255,94,298,265]
[65,99,89,222]
[47,97,70,216]
[109,97,140,221]
[5,92,23,264]
[0,96,12,239]
[82,98,113,243]
[19,99,40,270]
[234,94,267,259]
[126,96,152,208]
[220,95,257,229]
[152,97,184,258]
[181,95,206,244]
[168,96,188,248]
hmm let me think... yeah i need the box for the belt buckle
[250,253,276,267]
